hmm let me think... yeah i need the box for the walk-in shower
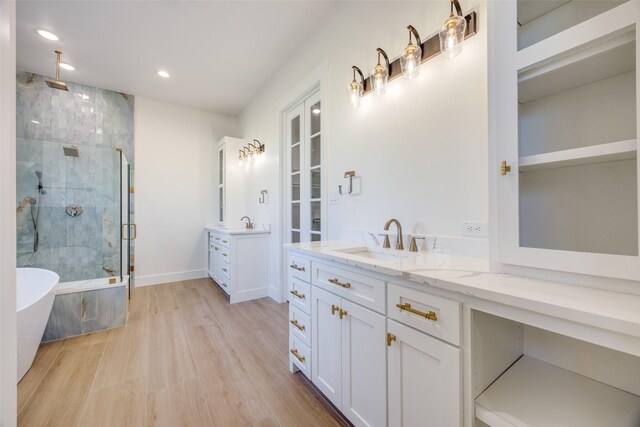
[16,71,135,340]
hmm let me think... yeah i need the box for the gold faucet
[240,216,254,230]
[383,219,404,250]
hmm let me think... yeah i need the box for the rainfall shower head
[63,145,79,157]
[45,51,69,92]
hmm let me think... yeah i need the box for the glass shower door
[119,150,134,297]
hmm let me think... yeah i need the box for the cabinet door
[341,300,386,427]
[388,319,461,427]
[208,243,216,278]
[311,286,342,408]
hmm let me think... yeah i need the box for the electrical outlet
[462,221,488,237]
[329,191,341,205]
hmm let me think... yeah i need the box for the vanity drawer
[288,275,311,315]
[220,247,230,263]
[388,283,460,346]
[289,335,311,380]
[289,305,311,348]
[312,261,386,314]
[211,233,231,249]
[220,264,230,281]
[217,277,230,295]
[287,252,311,282]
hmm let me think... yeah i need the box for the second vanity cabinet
[288,251,462,427]
[207,227,269,303]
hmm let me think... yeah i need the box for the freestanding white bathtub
[17,268,59,382]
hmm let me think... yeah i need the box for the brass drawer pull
[221,282,228,288]
[289,263,306,272]
[331,304,339,315]
[290,348,305,363]
[214,237,221,241]
[396,303,437,321]
[386,333,396,347]
[339,308,348,320]
[328,278,351,288]
[290,319,306,331]
[222,268,228,272]
[214,247,219,251]
[222,240,228,243]
[290,290,305,300]
[222,253,228,257]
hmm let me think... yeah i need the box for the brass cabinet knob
[500,160,512,176]
[386,333,396,347]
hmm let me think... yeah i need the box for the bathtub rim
[16,267,59,313]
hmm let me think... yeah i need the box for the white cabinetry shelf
[518,139,637,171]
[475,356,640,427]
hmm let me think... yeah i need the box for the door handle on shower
[122,224,137,240]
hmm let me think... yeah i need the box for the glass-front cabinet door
[286,89,323,244]
[493,0,640,280]
[218,145,225,224]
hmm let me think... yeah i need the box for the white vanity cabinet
[311,286,387,427]
[206,227,269,303]
[387,319,461,427]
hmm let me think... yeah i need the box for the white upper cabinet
[493,0,640,280]
[216,136,246,227]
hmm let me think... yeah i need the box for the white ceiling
[17,1,336,115]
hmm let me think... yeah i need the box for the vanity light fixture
[400,25,422,80]
[36,29,59,41]
[440,0,467,58]
[348,66,364,109]
[371,48,390,95]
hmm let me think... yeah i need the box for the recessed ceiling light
[157,70,170,78]
[36,29,59,41]
[60,62,75,71]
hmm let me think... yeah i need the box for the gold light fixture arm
[376,47,390,69]
[407,25,422,47]
[451,0,463,17]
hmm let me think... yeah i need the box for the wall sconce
[400,25,422,80]
[348,66,365,108]
[371,48,390,95]
[440,0,467,58]
[239,140,265,166]
[347,0,477,103]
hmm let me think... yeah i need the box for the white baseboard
[134,269,208,287]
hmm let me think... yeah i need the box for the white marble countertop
[205,224,271,235]
[286,241,640,339]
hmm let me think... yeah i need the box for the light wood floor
[18,278,347,427]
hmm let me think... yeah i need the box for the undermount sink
[333,246,416,261]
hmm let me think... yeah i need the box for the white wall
[0,0,17,424]
[134,97,238,286]
[237,1,488,300]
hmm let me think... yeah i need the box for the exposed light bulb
[349,81,362,108]
[312,108,321,114]
[371,64,388,95]
[400,27,422,80]
[439,9,466,58]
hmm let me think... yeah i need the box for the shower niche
[16,72,135,340]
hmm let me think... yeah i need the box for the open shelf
[518,28,635,103]
[519,139,637,171]
[475,356,640,427]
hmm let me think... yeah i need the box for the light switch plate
[329,191,341,205]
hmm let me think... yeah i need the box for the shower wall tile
[16,71,135,284]
[81,287,126,334]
